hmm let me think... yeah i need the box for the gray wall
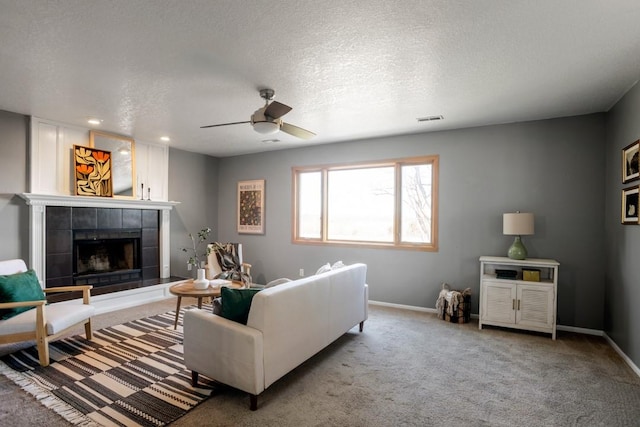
[168,147,220,278]
[604,81,640,367]
[0,110,30,262]
[216,114,606,330]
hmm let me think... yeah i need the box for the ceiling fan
[201,89,316,140]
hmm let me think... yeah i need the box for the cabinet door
[516,284,554,329]
[135,142,169,201]
[482,281,516,324]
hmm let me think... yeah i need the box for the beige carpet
[1,297,640,426]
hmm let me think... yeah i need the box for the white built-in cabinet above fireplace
[29,116,169,201]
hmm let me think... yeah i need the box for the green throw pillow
[0,269,46,320]
[220,287,261,325]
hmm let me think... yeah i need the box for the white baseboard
[368,300,437,313]
[368,300,639,379]
[368,300,474,320]
[604,332,640,378]
[556,324,603,336]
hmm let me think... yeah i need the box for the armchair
[205,243,252,286]
[0,259,95,366]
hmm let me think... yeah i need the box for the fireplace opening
[73,230,142,286]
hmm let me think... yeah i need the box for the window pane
[298,171,322,238]
[327,167,394,242]
[401,164,432,243]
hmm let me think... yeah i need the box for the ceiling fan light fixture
[253,121,280,134]
[200,89,314,139]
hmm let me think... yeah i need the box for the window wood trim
[292,155,439,251]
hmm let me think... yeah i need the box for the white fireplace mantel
[18,193,180,284]
[19,193,180,210]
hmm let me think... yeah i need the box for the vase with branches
[181,227,212,274]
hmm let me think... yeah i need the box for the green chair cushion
[220,287,261,325]
[0,269,46,320]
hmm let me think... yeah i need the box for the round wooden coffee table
[169,280,243,329]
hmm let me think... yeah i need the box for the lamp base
[507,236,527,260]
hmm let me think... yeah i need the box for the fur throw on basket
[435,283,471,319]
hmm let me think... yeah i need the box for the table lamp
[503,212,534,260]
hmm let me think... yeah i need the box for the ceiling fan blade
[281,122,316,140]
[264,101,292,119]
[200,120,250,129]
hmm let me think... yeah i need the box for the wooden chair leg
[37,336,50,367]
[359,321,364,332]
[35,305,49,367]
[191,371,199,387]
[84,319,93,340]
[249,394,258,411]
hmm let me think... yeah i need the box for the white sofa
[183,263,368,410]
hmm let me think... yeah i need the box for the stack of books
[495,269,518,279]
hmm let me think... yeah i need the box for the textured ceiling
[1,1,639,157]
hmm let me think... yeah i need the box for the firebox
[73,229,142,286]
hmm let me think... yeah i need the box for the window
[292,155,438,250]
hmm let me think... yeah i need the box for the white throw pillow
[315,263,332,275]
[331,261,345,270]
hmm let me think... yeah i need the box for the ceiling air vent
[416,115,444,122]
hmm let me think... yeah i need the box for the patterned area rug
[0,305,214,426]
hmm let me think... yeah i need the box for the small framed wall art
[74,145,113,197]
[622,140,639,183]
[621,185,639,224]
[237,179,265,234]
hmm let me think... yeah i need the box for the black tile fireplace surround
[46,206,161,302]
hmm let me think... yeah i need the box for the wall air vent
[416,115,444,122]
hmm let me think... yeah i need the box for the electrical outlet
[299,268,304,277]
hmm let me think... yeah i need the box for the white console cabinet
[479,256,559,339]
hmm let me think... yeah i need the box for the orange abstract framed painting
[74,145,113,197]
[237,179,265,234]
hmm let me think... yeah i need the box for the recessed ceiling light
[416,115,444,122]
[87,118,103,125]
[160,136,170,142]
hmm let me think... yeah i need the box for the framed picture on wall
[622,140,639,183]
[621,185,639,224]
[73,145,113,197]
[237,179,265,234]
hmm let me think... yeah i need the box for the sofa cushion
[220,287,261,324]
[331,260,345,270]
[0,269,46,320]
[315,263,332,275]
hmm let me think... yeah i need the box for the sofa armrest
[183,309,265,395]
